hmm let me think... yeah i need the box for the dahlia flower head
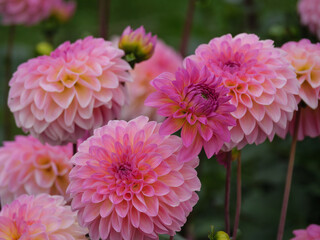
[145,60,236,161]
[122,40,183,121]
[282,39,320,140]
[187,33,299,151]
[298,0,320,39]
[8,36,132,145]
[291,224,320,240]
[51,0,76,23]
[68,116,201,240]
[0,135,72,206]
[0,0,53,25]
[119,26,157,63]
[0,194,88,239]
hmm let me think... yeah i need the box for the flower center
[223,61,241,74]
[114,162,134,180]
[186,83,219,115]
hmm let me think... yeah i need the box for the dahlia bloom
[298,0,320,39]
[68,116,201,240]
[187,33,299,150]
[0,194,88,239]
[291,224,320,240]
[8,36,132,145]
[51,0,76,23]
[0,135,72,206]
[282,39,320,140]
[0,0,53,25]
[122,40,183,121]
[145,60,236,161]
[119,26,157,64]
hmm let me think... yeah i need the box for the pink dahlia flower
[187,33,299,150]
[145,60,236,161]
[0,0,53,26]
[0,135,72,206]
[122,40,183,121]
[51,0,76,23]
[0,194,88,239]
[282,39,320,140]
[291,224,320,240]
[298,0,320,39]
[68,116,201,240]
[8,36,132,145]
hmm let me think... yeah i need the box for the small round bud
[213,231,230,240]
[35,41,53,56]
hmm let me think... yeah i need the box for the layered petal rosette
[145,60,236,161]
[8,36,132,145]
[282,39,320,140]
[0,194,88,239]
[187,33,299,150]
[298,0,320,39]
[291,224,320,240]
[122,40,183,121]
[0,0,54,25]
[68,116,201,240]
[51,0,76,23]
[0,135,72,206]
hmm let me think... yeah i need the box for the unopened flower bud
[119,26,157,67]
[35,41,53,56]
[213,231,230,240]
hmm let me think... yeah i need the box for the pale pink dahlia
[68,116,201,240]
[187,33,299,150]
[282,39,320,140]
[0,0,54,26]
[8,36,132,145]
[0,135,72,206]
[122,40,183,121]
[0,194,88,239]
[291,224,320,240]
[298,0,320,39]
[145,60,236,162]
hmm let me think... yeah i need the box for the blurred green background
[0,0,319,239]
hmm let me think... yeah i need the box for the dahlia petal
[130,207,140,228]
[115,201,129,218]
[75,84,93,108]
[300,82,318,109]
[239,113,256,135]
[111,211,122,232]
[152,181,170,196]
[203,135,222,158]
[177,137,202,163]
[83,204,101,222]
[34,168,56,189]
[99,71,119,88]
[159,117,185,135]
[51,87,75,109]
[100,200,113,218]
[181,124,197,147]
[144,197,159,216]
[139,213,154,234]
[99,218,111,239]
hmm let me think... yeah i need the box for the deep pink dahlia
[0,0,54,25]
[8,36,132,145]
[291,224,320,240]
[282,39,320,140]
[0,194,88,239]
[187,33,299,150]
[122,40,183,121]
[145,60,236,161]
[298,0,320,39]
[0,135,72,205]
[68,116,201,240]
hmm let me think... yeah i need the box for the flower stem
[232,151,242,240]
[99,0,111,39]
[224,151,232,235]
[276,109,301,240]
[169,236,174,240]
[73,143,77,155]
[179,0,196,57]
[4,25,15,141]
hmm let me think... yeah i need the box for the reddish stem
[179,0,196,57]
[169,236,174,240]
[98,0,111,39]
[4,25,15,141]
[232,151,242,240]
[276,109,301,240]
[224,152,232,235]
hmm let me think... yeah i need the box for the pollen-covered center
[186,83,220,115]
